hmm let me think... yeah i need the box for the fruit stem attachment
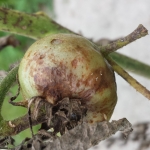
[106,56,150,100]
[99,24,148,56]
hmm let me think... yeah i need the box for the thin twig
[99,24,148,55]
[106,56,150,100]
[110,52,150,79]
[0,106,47,137]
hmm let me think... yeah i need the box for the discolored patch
[71,58,78,68]
[33,63,107,105]
[74,45,91,62]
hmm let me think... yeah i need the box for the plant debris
[10,118,132,150]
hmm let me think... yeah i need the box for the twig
[106,56,150,100]
[0,106,47,137]
[99,24,148,55]
[110,52,150,79]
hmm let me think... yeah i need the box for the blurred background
[0,0,150,149]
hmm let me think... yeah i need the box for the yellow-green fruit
[18,33,117,123]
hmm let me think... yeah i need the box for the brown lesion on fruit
[30,55,116,124]
[39,54,45,59]
[33,63,111,106]
[74,45,91,62]
[26,51,46,71]
[71,58,78,68]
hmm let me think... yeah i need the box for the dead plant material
[12,118,132,150]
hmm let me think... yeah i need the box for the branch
[99,24,148,55]
[0,105,47,136]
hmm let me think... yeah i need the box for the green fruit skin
[18,33,117,123]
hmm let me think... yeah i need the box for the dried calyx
[18,33,117,133]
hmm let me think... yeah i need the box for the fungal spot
[51,39,62,45]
